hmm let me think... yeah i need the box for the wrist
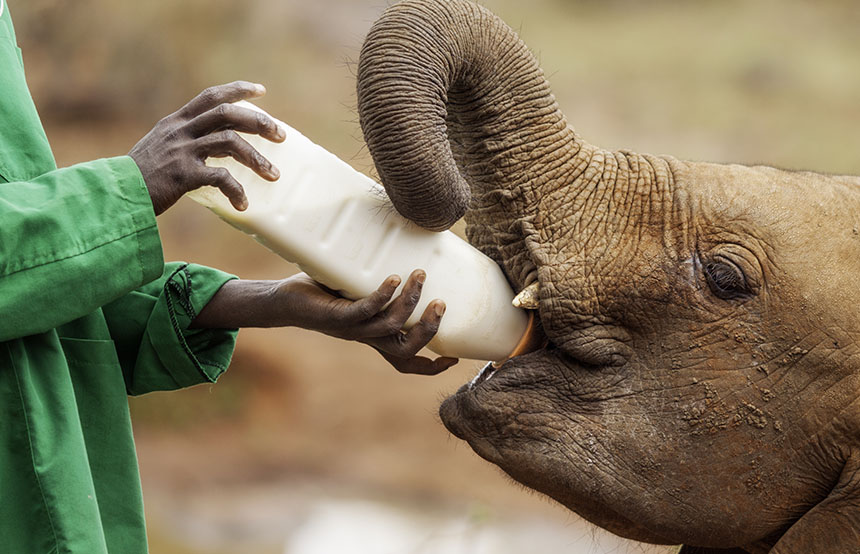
[264,277,304,328]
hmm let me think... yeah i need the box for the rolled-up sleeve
[102,262,239,396]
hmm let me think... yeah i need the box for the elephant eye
[704,260,750,300]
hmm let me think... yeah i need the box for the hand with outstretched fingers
[129,81,284,215]
[192,269,459,375]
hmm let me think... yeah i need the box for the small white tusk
[512,281,540,309]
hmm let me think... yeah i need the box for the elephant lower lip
[441,356,522,439]
[468,362,496,390]
[439,394,466,439]
[440,364,495,439]
[445,368,487,402]
[439,383,495,443]
[457,350,524,395]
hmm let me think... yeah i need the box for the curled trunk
[357,0,584,232]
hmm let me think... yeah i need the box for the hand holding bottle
[191,269,459,375]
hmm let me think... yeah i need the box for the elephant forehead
[678,161,860,233]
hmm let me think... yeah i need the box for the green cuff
[113,155,163,285]
[147,263,239,388]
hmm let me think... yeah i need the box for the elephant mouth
[440,310,552,443]
[456,309,549,396]
[466,361,498,391]
[460,310,549,390]
[439,341,683,548]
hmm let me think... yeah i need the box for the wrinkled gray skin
[356,1,860,552]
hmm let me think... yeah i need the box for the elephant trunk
[357,0,584,231]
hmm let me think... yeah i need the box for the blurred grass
[18,0,860,171]
[520,0,860,172]
[10,0,860,550]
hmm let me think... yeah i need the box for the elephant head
[357,1,860,552]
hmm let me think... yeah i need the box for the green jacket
[0,3,239,552]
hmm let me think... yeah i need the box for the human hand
[278,270,458,374]
[129,81,285,216]
[191,270,459,375]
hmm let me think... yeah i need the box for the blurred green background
[10,0,860,552]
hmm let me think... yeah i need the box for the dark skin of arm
[129,81,458,375]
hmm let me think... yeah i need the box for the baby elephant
[357,0,860,552]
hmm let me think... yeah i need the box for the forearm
[190,279,286,329]
[190,270,456,374]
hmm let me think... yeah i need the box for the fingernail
[254,83,266,94]
[416,272,426,285]
[239,198,249,211]
[434,302,445,317]
[269,165,280,179]
[389,275,401,287]
[276,126,286,140]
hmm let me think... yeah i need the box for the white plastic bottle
[187,101,531,361]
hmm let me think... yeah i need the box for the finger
[372,269,425,333]
[187,103,286,143]
[200,166,248,211]
[197,130,280,181]
[399,300,447,356]
[369,299,445,358]
[343,275,401,325]
[378,350,459,376]
[179,81,266,119]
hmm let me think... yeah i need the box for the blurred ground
[11,0,860,551]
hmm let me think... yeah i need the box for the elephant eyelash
[704,260,750,300]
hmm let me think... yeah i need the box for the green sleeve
[0,156,164,342]
[101,262,239,396]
